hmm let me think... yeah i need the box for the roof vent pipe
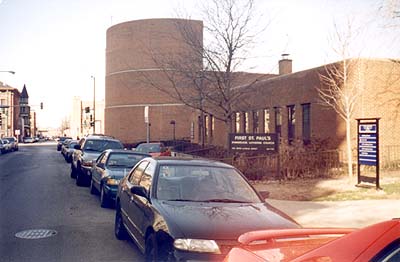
[279,53,292,75]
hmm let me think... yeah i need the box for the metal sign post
[356,118,381,189]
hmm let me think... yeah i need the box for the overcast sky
[0,0,398,129]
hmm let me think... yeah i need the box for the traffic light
[90,114,93,122]
[85,107,90,113]
[90,122,94,127]
[40,102,43,109]
[0,112,2,125]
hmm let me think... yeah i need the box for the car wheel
[76,164,85,186]
[145,234,160,262]
[90,179,97,195]
[76,171,85,186]
[100,186,110,208]
[70,164,76,179]
[114,205,128,240]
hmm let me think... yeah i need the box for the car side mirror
[74,144,81,150]
[259,191,270,200]
[130,185,148,199]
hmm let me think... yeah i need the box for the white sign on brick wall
[144,106,149,123]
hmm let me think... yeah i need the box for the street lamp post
[0,71,15,74]
[91,76,96,134]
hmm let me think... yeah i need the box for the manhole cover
[15,229,57,239]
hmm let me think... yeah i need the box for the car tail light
[160,151,171,156]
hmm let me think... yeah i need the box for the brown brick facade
[105,19,400,163]
[105,19,202,144]
[195,59,400,159]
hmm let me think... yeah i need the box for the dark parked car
[60,138,72,156]
[90,149,151,208]
[114,157,299,261]
[61,139,78,163]
[57,136,72,151]
[3,137,18,151]
[134,142,171,157]
[71,135,124,186]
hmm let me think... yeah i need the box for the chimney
[279,53,292,75]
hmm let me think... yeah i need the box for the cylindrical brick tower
[105,19,203,144]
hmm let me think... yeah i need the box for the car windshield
[3,138,16,142]
[136,143,161,153]
[156,165,261,203]
[59,137,71,142]
[83,140,123,152]
[106,153,146,168]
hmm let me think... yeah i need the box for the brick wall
[105,19,202,144]
[193,59,400,159]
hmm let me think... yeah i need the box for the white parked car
[23,137,34,143]
[3,137,18,151]
[0,139,12,153]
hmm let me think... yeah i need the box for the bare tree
[317,19,364,178]
[59,117,70,136]
[378,0,400,26]
[142,0,266,149]
[374,1,400,120]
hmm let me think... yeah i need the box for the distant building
[19,84,32,138]
[0,82,21,138]
[70,96,105,139]
[0,83,38,141]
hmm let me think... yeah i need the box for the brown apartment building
[105,18,400,164]
[0,82,21,138]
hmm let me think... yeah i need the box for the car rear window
[107,153,147,168]
[83,139,123,152]
[136,143,162,153]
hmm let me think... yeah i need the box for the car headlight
[173,239,221,254]
[106,178,120,186]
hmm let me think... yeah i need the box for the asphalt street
[1,142,398,261]
[0,142,144,262]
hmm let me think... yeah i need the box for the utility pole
[91,76,96,133]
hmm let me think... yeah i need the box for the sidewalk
[268,199,400,228]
